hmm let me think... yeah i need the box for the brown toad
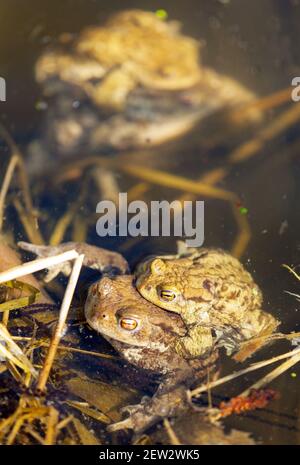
[30,9,262,162]
[136,246,280,360]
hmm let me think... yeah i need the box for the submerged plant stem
[36,254,84,392]
[0,125,42,243]
[191,346,300,397]
[240,350,300,397]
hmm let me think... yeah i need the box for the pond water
[0,0,300,445]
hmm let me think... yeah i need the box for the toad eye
[159,288,177,301]
[119,317,138,331]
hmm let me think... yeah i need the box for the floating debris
[239,206,248,215]
[155,9,168,20]
[35,100,48,111]
[279,220,288,235]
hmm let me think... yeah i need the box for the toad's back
[136,248,279,359]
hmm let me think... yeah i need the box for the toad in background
[28,10,262,170]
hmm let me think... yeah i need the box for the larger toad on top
[135,246,279,360]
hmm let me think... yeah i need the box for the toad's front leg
[108,384,189,435]
[174,326,214,359]
[18,241,129,281]
[108,361,215,435]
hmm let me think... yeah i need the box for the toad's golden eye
[119,317,138,331]
[159,288,176,301]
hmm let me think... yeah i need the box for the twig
[49,204,79,246]
[36,254,84,392]
[56,155,237,201]
[23,425,46,445]
[13,198,44,245]
[0,323,37,376]
[56,415,74,431]
[282,264,300,281]
[44,407,59,445]
[229,87,292,119]
[0,125,41,241]
[72,214,88,243]
[120,164,237,202]
[49,178,88,246]
[191,346,300,397]
[11,337,118,360]
[229,103,300,163]
[230,200,251,259]
[163,418,182,446]
[0,155,19,231]
[285,290,300,301]
[0,249,79,284]
[66,401,111,424]
[240,350,300,397]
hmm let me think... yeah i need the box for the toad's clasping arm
[18,241,129,281]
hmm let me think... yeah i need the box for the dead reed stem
[36,254,84,392]
[240,350,300,397]
[191,346,300,397]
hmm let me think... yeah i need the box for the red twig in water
[219,388,279,418]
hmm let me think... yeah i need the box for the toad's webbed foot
[107,386,189,434]
[215,309,280,362]
[18,241,129,282]
[120,396,150,416]
[18,242,73,282]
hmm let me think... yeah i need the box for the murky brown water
[1,0,300,444]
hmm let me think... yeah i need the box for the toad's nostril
[102,314,106,318]
[92,287,98,297]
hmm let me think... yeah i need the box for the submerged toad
[37,10,201,110]
[136,247,280,360]
[18,241,279,363]
[30,9,262,164]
